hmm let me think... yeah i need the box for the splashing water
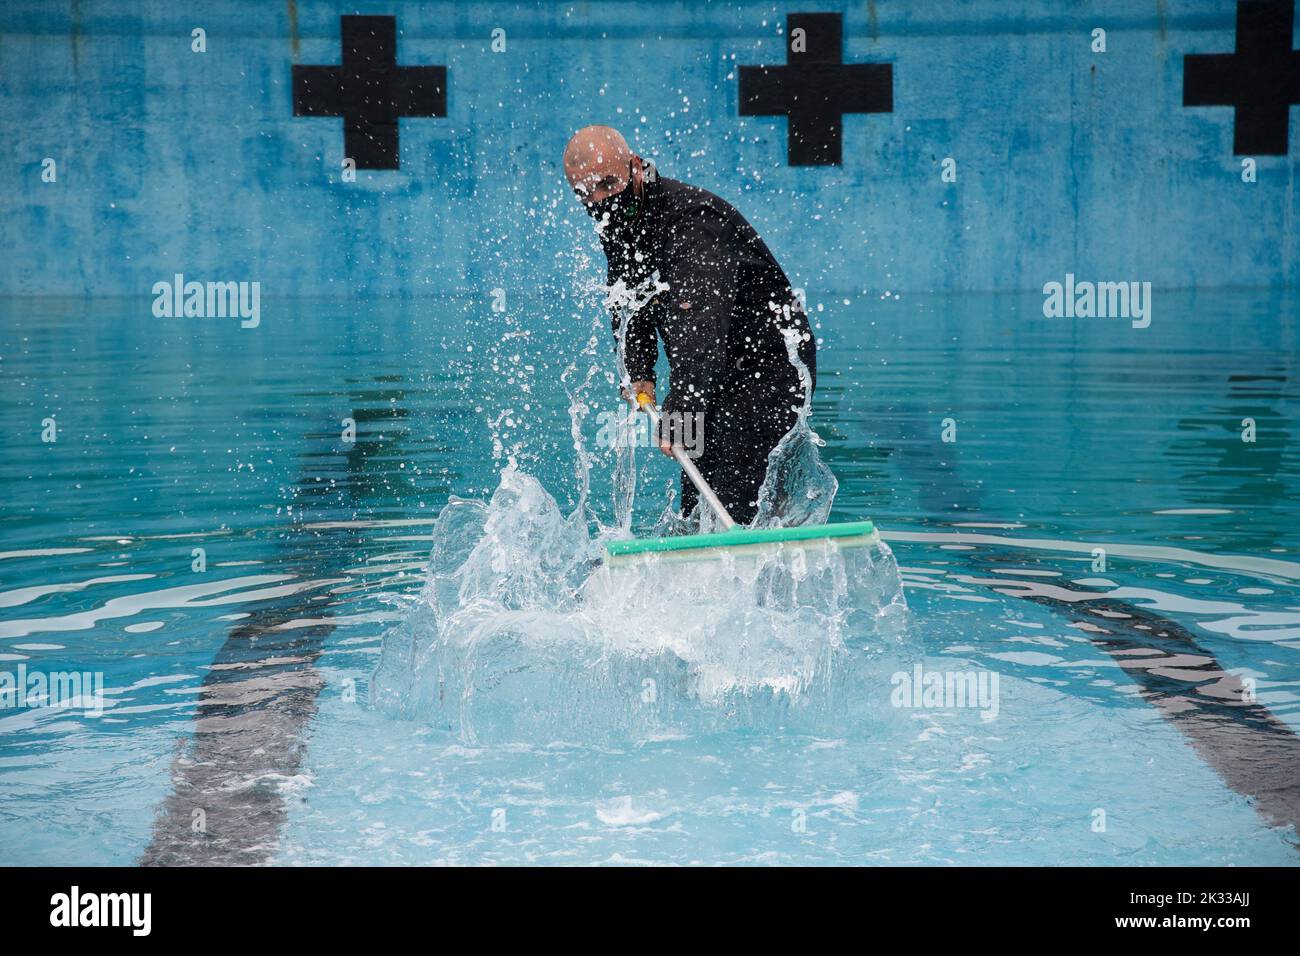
[372,294,910,745]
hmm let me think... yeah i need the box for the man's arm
[613,304,659,392]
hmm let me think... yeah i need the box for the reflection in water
[1167,370,1294,553]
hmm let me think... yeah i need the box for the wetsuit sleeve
[612,306,659,384]
[657,210,737,419]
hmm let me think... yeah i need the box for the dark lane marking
[860,368,1299,832]
[141,606,334,865]
[143,383,416,865]
[967,566,1300,833]
[1039,595,1299,833]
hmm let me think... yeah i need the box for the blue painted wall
[1,0,1297,297]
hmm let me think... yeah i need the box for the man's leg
[680,468,700,517]
[686,376,802,525]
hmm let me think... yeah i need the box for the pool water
[1,288,1297,865]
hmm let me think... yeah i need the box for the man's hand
[655,416,676,459]
[621,379,655,408]
[620,380,675,458]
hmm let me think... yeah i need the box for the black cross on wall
[738,12,893,166]
[1183,0,1300,154]
[292,15,447,170]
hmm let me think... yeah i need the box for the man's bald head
[564,125,636,204]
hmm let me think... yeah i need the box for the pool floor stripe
[143,384,416,865]
[141,613,333,866]
[975,561,1300,833]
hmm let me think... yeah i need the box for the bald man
[564,125,816,524]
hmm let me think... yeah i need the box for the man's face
[563,127,635,207]
[567,157,630,206]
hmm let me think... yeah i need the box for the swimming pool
[1,287,1297,865]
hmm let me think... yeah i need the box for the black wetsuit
[598,162,816,524]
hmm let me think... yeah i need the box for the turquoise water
[1,289,1298,865]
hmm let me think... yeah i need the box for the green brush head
[603,520,878,565]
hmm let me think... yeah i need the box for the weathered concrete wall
[1,0,1296,297]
